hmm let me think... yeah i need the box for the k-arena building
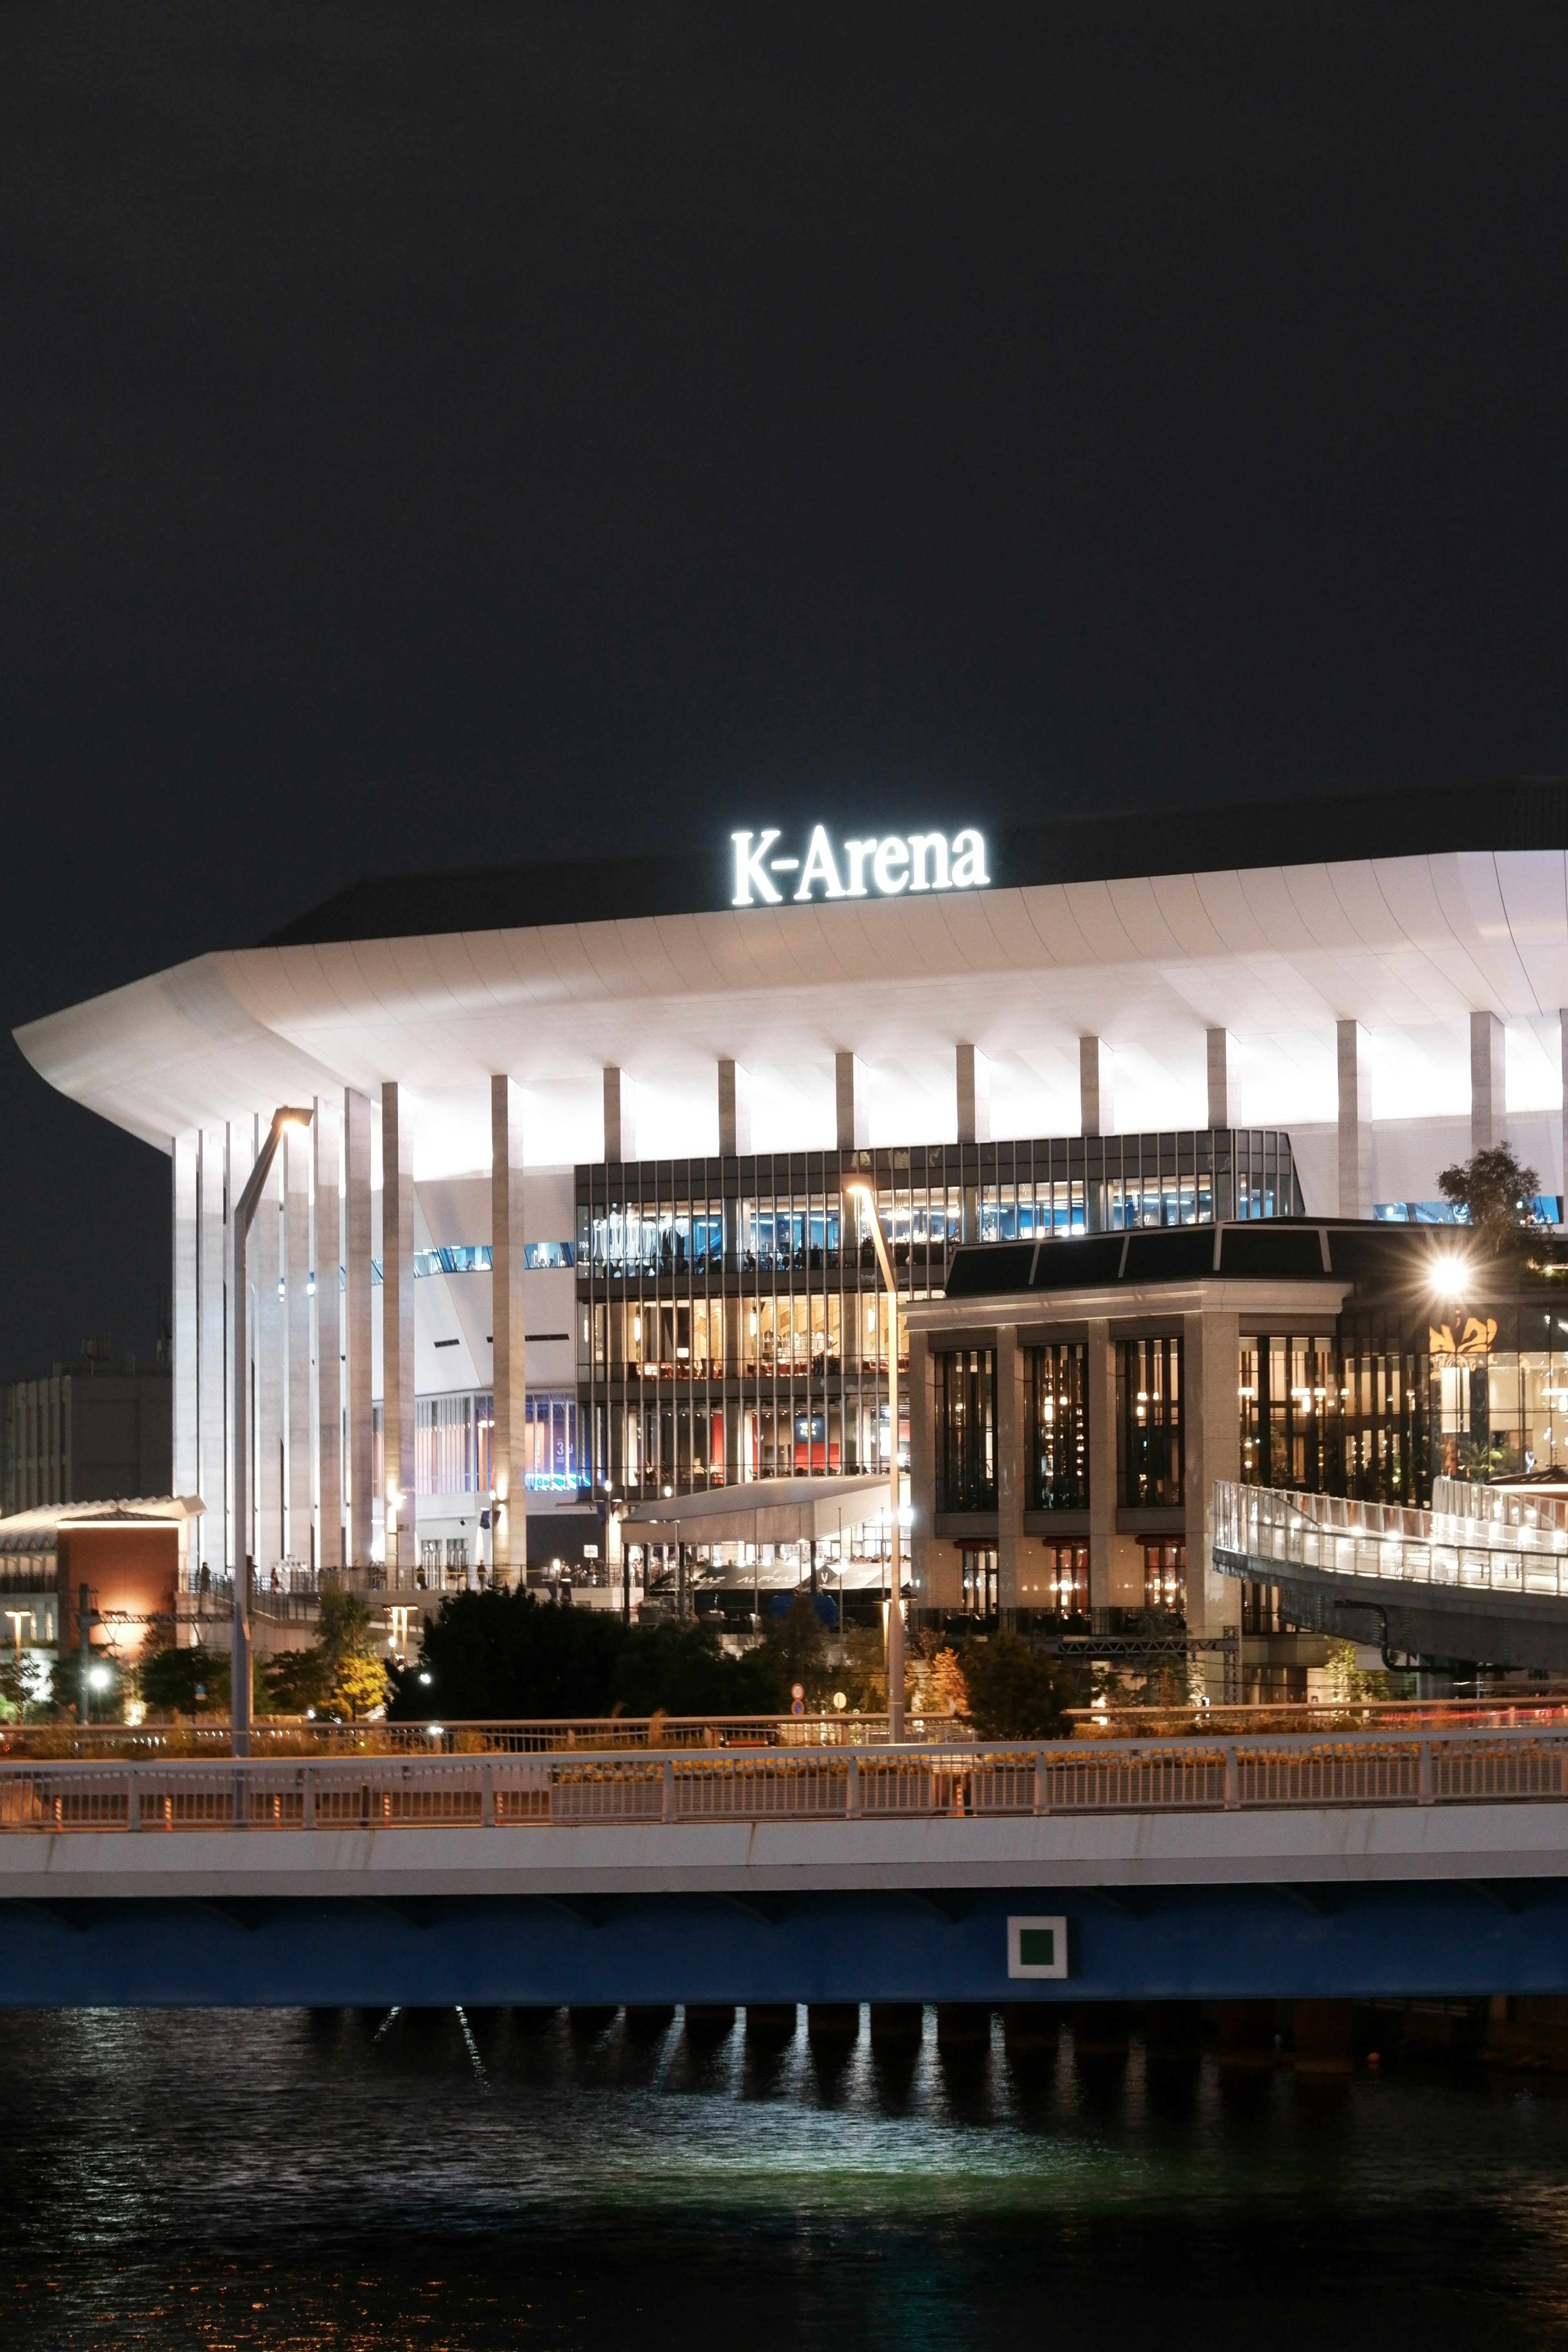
[17,779,1568,1644]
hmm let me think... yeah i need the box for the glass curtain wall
[1238,1334,1342,1492]
[578,1131,1298,1503]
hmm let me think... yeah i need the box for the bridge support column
[1218,2000,1276,2068]
[1293,1999,1353,2074]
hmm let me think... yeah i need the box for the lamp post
[230,1105,314,1757]
[846,1179,905,1742]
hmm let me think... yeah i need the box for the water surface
[2,2005,1566,2348]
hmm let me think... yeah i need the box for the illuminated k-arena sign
[731,824,989,906]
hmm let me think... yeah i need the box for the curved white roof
[16,848,1568,1170]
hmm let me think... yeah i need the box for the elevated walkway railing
[2,1725,1566,1833]
[1213,1480,1568,1598]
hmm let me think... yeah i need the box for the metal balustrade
[1213,1479,1568,1598]
[0,1726,1564,1833]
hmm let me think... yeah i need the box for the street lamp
[231,1105,314,1757]
[844,1178,905,1742]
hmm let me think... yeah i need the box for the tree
[140,1639,229,1717]
[962,1632,1066,1740]
[0,1648,44,1722]
[1437,1144,1542,1258]
[388,1588,790,1723]
[922,1646,970,1720]
[757,1595,829,1706]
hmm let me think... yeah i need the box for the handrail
[0,1713,961,1761]
[0,1724,1565,1832]
[1213,1479,1568,1598]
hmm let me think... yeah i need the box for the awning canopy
[621,1473,891,1550]
[0,1496,203,1552]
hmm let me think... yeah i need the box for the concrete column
[254,1160,283,1574]
[907,1327,956,1611]
[1336,1019,1373,1219]
[285,1125,312,1563]
[835,1050,869,1149]
[1206,1029,1235,1131]
[1471,1009,1506,1153]
[718,1058,752,1157]
[957,1043,991,1146]
[1561,1012,1568,1214]
[198,1126,227,1572]
[1087,1319,1143,1613]
[1080,1037,1114,1137]
[225,1120,256,1572]
[1087,1317,1117,1612]
[995,1323,1023,1619]
[172,1132,198,1499]
[314,1097,343,1570]
[491,1074,528,1588]
[344,1089,373,1566]
[1183,1307,1240,1640]
[604,1066,636,1162]
[381,1083,416,1575]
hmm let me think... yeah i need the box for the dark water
[3,2005,1568,2349]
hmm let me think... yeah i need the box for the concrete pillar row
[197,1126,228,1572]
[172,1132,199,1502]
[285,1125,312,1563]
[604,1066,636,1162]
[1336,1019,1372,1219]
[381,1082,415,1575]
[835,1050,869,1150]
[1080,1036,1113,1138]
[491,1074,528,1588]
[956,1042,990,1145]
[227,1119,258,1574]
[1471,1009,1506,1154]
[314,1097,343,1571]
[717,1058,751,1157]
[343,1089,374,1567]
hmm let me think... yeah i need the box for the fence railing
[0,1713,959,1761]
[2,1724,1566,1833]
[1213,1480,1568,1599]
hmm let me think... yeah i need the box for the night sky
[2,1,1565,1380]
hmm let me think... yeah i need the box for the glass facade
[1118,1336,1183,1506]
[414,1390,580,1495]
[937,1348,997,1514]
[1026,1343,1089,1510]
[576,1131,1299,1502]
[1238,1334,1341,1492]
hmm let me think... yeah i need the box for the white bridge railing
[1,1727,1566,1833]
[1212,1479,1568,1599]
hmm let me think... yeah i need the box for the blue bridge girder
[1,1733,1567,2006]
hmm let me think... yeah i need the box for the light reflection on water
[3,2005,1568,2348]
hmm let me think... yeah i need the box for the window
[1239,1334,1341,1492]
[937,1348,997,1513]
[1027,1343,1088,1510]
[1118,1336,1183,1506]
